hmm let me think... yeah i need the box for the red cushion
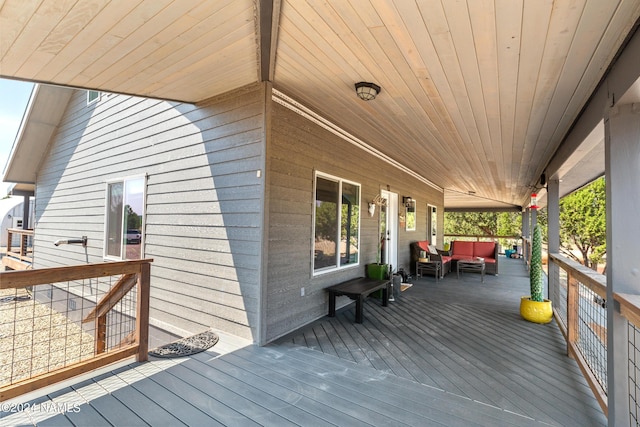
[441,256,452,264]
[474,242,496,258]
[452,241,474,257]
[416,241,429,252]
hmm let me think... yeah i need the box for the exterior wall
[265,102,444,342]
[33,84,266,341]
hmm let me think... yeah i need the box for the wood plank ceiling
[1,0,639,209]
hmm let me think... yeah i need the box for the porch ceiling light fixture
[355,82,381,101]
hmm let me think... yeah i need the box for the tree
[559,177,606,270]
[444,212,497,236]
[496,212,522,249]
[125,205,141,230]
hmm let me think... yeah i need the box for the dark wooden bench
[326,277,391,323]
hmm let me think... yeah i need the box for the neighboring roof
[2,84,74,185]
[0,196,24,218]
[1,2,639,210]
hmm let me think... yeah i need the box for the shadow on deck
[276,256,606,426]
[0,257,605,426]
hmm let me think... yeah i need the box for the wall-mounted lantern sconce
[402,196,414,208]
[355,82,381,101]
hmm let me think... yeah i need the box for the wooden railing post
[6,229,12,253]
[136,262,151,362]
[96,316,107,354]
[566,272,579,358]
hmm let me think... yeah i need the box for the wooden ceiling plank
[523,0,637,187]
[55,0,172,87]
[369,0,469,163]
[70,0,175,87]
[144,31,257,102]
[111,1,250,95]
[368,26,452,152]
[510,0,553,197]
[544,0,640,155]
[442,0,493,159]
[38,0,145,82]
[81,0,210,89]
[519,0,593,185]
[102,0,249,91]
[518,0,585,189]
[495,0,523,195]
[144,22,257,102]
[2,0,77,76]
[407,0,477,165]
[0,0,44,63]
[15,0,109,80]
[468,0,504,189]
[280,3,363,78]
[437,0,497,193]
[418,1,484,159]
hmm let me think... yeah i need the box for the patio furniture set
[410,240,499,282]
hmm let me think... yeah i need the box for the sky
[0,78,34,195]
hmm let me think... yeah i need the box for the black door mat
[148,329,219,358]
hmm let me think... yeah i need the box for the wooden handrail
[549,253,606,298]
[614,293,640,335]
[0,259,152,289]
[0,259,152,401]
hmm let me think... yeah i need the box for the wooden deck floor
[278,257,606,426]
[1,257,606,426]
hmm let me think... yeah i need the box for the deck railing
[0,259,152,401]
[549,253,608,415]
[3,228,34,270]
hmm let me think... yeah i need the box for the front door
[380,190,398,272]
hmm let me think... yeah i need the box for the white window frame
[103,175,146,261]
[312,171,361,276]
[87,90,101,105]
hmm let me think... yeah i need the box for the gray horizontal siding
[265,103,444,342]
[34,84,266,341]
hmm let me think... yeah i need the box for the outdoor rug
[149,329,219,358]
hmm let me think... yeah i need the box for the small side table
[457,258,485,282]
[416,260,441,282]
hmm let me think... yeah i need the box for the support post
[136,262,151,362]
[548,178,560,301]
[96,316,107,354]
[605,102,640,425]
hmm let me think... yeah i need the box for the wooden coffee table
[457,258,485,282]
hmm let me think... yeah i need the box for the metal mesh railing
[548,253,608,414]
[628,323,640,426]
[0,276,138,386]
[0,260,151,400]
[575,282,608,393]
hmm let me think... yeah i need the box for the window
[105,177,145,260]
[313,172,360,273]
[87,90,101,105]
